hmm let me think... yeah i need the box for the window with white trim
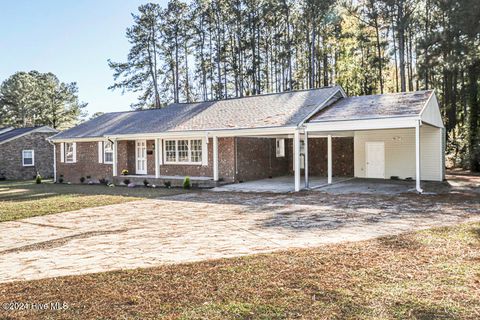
[276,138,285,157]
[165,140,176,162]
[22,150,34,166]
[65,142,75,163]
[164,139,203,164]
[103,141,114,164]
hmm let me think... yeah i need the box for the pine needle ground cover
[1,222,479,320]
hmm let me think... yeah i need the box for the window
[177,140,189,162]
[164,139,203,164]
[190,139,202,163]
[22,150,34,166]
[165,140,176,162]
[276,138,285,157]
[104,141,114,164]
[65,142,75,163]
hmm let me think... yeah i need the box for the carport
[298,90,445,193]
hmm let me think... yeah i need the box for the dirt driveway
[1,181,479,283]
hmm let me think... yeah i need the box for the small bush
[99,178,108,185]
[123,178,131,185]
[183,176,191,189]
[86,175,91,179]
[35,174,42,184]
[164,181,171,188]
[121,169,129,176]
[80,177,86,184]
[143,179,149,187]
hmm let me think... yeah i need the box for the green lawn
[0,180,186,222]
[1,222,479,319]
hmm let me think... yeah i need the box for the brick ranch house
[0,126,58,180]
[49,86,445,192]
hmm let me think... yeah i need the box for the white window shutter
[202,138,208,166]
[72,142,77,163]
[60,143,65,163]
[98,141,103,163]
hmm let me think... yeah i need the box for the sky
[0,0,167,117]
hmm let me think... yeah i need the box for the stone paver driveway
[1,191,479,283]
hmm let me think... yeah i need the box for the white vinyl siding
[354,126,442,181]
[22,150,34,166]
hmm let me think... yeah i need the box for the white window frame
[276,138,285,157]
[163,138,203,165]
[64,142,76,163]
[103,141,114,164]
[22,150,34,167]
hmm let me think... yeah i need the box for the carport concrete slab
[316,178,451,195]
[212,176,351,193]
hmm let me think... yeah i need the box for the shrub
[80,177,86,184]
[164,181,171,188]
[183,176,191,189]
[123,178,131,185]
[99,178,108,185]
[143,179,149,187]
[86,175,91,179]
[121,169,129,176]
[35,173,42,184]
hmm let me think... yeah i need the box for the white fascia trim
[0,126,58,145]
[49,137,106,143]
[419,89,435,116]
[305,117,420,132]
[106,126,298,140]
[297,87,343,128]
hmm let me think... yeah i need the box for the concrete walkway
[0,190,478,283]
[213,176,351,193]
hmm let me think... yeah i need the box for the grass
[0,180,186,222]
[0,222,479,319]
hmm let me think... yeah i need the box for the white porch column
[154,138,160,178]
[213,136,219,181]
[304,131,309,188]
[112,139,118,177]
[415,120,423,193]
[53,143,57,182]
[327,134,332,184]
[294,130,301,192]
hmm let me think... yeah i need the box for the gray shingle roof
[51,86,341,140]
[310,90,433,122]
[0,127,40,143]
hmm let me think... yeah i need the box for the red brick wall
[235,137,290,182]
[56,142,112,183]
[289,137,354,177]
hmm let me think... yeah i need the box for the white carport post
[304,131,309,188]
[294,129,301,192]
[415,120,423,193]
[327,134,332,184]
[112,139,118,177]
[213,136,219,181]
[154,138,160,178]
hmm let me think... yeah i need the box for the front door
[135,140,147,174]
[365,142,385,179]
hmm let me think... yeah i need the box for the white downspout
[415,119,423,193]
[47,139,57,182]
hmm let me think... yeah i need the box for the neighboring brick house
[0,126,58,180]
[49,86,444,192]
